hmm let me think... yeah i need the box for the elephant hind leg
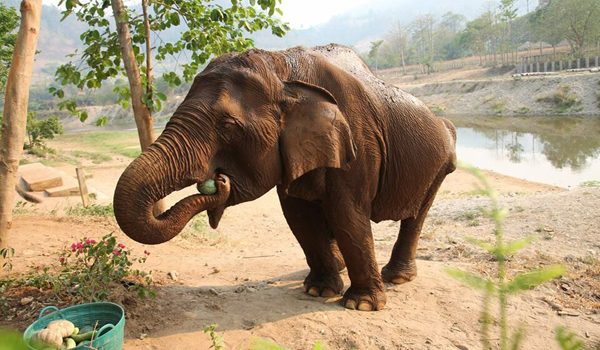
[382,168,448,284]
[277,187,344,297]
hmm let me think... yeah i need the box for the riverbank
[386,67,600,116]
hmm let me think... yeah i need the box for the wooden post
[0,0,42,251]
[76,168,90,208]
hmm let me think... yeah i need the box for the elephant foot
[381,259,417,284]
[342,283,387,311]
[304,270,343,298]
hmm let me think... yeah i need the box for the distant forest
[364,0,600,71]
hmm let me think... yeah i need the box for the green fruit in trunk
[198,179,217,195]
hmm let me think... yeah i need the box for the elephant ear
[280,80,356,189]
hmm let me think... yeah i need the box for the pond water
[447,115,600,188]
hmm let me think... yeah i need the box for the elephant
[114,44,457,311]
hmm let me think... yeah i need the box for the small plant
[455,208,483,227]
[203,324,224,350]
[25,112,63,151]
[429,105,446,115]
[57,234,154,301]
[515,106,530,115]
[491,99,507,115]
[536,85,581,113]
[446,163,565,350]
[66,203,114,217]
[1,247,15,271]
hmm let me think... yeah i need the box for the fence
[516,56,600,73]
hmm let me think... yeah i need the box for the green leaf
[312,341,326,350]
[465,237,495,253]
[79,111,89,122]
[503,236,535,256]
[505,265,566,294]
[445,268,495,292]
[555,326,584,350]
[250,338,288,350]
[169,12,180,26]
[156,92,167,101]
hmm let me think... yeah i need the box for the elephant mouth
[195,173,230,229]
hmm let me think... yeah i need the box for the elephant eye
[218,115,242,142]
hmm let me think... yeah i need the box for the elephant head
[114,51,356,245]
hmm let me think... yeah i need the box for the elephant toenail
[357,301,372,311]
[307,287,320,297]
[344,299,357,310]
[321,288,337,298]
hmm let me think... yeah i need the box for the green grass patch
[54,129,145,159]
[71,150,112,164]
[580,180,600,188]
[66,203,114,217]
[536,85,581,113]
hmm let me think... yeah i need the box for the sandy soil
[2,159,599,350]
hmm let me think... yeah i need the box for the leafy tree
[0,2,19,91]
[50,0,289,145]
[368,40,384,70]
[535,0,600,56]
[498,0,518,64]
[409,14,436,72]
[25,112,63,149]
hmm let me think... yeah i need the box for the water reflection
[448,116,600,188]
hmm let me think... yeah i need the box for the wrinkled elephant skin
[113,44,457,311]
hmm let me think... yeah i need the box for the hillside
[387,66,600,116]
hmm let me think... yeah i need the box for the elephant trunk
[113,130,229,245]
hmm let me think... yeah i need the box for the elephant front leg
[277,188,345,298]
[323,203,387,311]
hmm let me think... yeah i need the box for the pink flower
[59,257,65,264]
[85,239,97,245]
[113,249,121,256]
[71,243,77,252]
[117,243,126,249]
[144,250,150,256]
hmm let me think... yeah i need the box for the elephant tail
[441,118,457,175]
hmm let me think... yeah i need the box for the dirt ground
[2,156,599,349]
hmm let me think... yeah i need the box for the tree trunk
[0,0,42,252]
[142,0,152,98]
[111,0,165,214]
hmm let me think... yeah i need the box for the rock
[209,288,220,296]
[560,283,571,292]
[167,271,178,281]
[139,333,147,340]
[455,345,469,350]
[20,297,33,306]
[246,287,257,293]
[557,309,580,317]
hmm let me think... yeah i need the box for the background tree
[498,0,518,64]
[537,0,600,57]
[0,0,42,251]
[51,0,289,150]
[0,3,19,92]
[368,40,384,70]
[25,112,63,150]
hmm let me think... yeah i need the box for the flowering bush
[58,233,154,302]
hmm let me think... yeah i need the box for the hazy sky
[44,0,535,29]
[280,0,370,28]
